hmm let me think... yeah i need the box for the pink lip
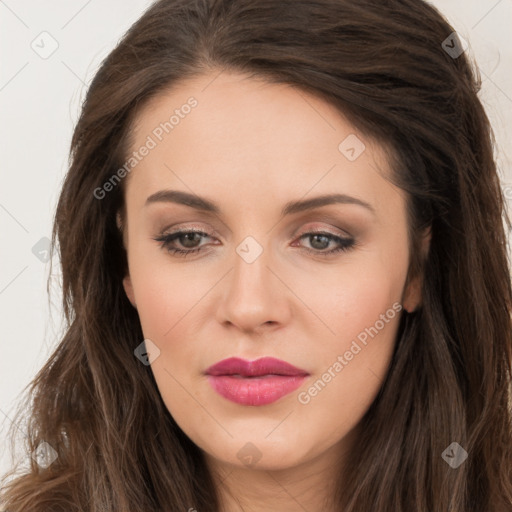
[205,357,309,406]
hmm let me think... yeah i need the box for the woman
[1,0,511,510]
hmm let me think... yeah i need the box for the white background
[1,0,511,477]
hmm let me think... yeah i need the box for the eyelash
[153,229,356,258]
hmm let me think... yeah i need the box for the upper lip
[205,357,309,377]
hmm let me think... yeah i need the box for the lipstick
[205,357,309,406]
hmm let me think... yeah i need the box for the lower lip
[206,374,308,406]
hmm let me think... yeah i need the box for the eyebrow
[145,189,376,217]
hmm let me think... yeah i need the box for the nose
[215,239,291,334]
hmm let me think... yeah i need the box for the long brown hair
[2,0,511,510]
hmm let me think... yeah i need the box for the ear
[123,275,137,309]
[402,226,431,313]
[117,210,137,309]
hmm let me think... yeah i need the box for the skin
[119,70,430,512]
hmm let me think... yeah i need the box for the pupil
[182,233,200,248]
[310,234,329,250]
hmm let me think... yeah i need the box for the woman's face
[120,70,424,473]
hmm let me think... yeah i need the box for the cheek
[291,253,405,412]
[128,244,209,340]
[293,249,406,348]
[294,279,402,444]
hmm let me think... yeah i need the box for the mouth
[205,357,310,406]
[225,374,291,378]
[205,356,309,378]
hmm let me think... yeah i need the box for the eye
[293,231,356,257]
[153,229,356,258]
[153,229,215,258]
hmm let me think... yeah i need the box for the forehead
[123,70,399,216]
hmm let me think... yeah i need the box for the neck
[204,433,356,512]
